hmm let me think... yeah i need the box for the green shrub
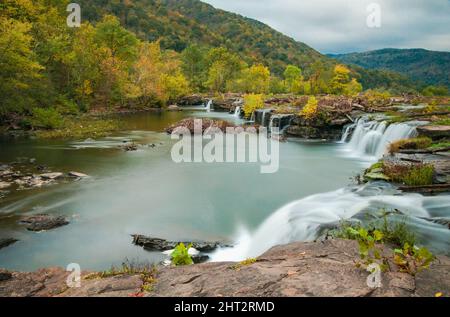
[171,243,194,266]
[31,107,63,129]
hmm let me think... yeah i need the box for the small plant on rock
[393,243,434,276]
[171,243,194,266]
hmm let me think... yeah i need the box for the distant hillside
[329,48,450,88]
[78,0,425,92]
[79,0,329,75]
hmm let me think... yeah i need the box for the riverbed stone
[0,238,18,250]
[40,172,64,180]
[68,171,89,178]
[132,235,228,252]
[19,214,69,232]
[0,181,11,190]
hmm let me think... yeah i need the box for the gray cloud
[202,0,450,53]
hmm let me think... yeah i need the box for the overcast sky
[202,0,450,54]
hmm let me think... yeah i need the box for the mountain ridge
[329,48,450,88]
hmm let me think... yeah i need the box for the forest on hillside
[1,0,446,129]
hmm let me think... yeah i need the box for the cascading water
[205,100,212,112]
[210,116,448,263]
[211,184,450,261]
[234,106,241,117]
[343,118,417,159]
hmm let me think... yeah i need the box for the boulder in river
[0,181,11,190]
[167,105,181,112]
[0,238,18,250]
[19,214,69,232]
[132,235,229,252]
[40,172,64,180]
[68,171,89,178]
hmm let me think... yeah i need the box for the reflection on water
[0,111,449,270]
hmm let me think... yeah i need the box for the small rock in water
[19,214,69,232]
[0,182,11,190]
[68,171,89,178]
[40,172,64,180]
[120,143,138,151]
[0,238,18,250]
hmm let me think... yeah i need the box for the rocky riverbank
[0,239,448,297]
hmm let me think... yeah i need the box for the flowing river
[0,110,449,270]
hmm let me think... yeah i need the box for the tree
[331,64,351,94]
[94,15,139,67]
[331,64,363,96]
[300,96,318,120]
[239,64,271,93]
[284,65,304,94]
[181,44,207,91]
[67,23,103,110]
[0,17,43,116]
[243,94,264,119]
[205,47,243,92]
[344,78,363,96]
[422,85,448,96]
[94,15,140,105]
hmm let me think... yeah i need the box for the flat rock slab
[19,214,69,232]
[0,240,449,297]
[152,240,450,297]
[68,171,89,178]
[417,125,450,139]
[39,172,64,180]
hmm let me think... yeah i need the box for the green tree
[181,44,208,91]
[0,17,43,116]
[284,65,304,94]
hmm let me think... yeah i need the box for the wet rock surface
[417,125,450,140]
[0,158,90,200]
[1,240,448,297]
[132,235,229,253]
[0,238,18,250]
[19,214,69,232]
[166,118,236,135]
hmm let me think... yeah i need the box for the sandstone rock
[40,172,64,180]
[19,214,69,232]
[417,125,450,140]
[151,240,450,297]
[0,181,11,190]
[177,95,205,106]
[167,105,181,112]
[166,118,235,135]
[0,238,18,250]
[0,240,449,297]
[68,171,89,178]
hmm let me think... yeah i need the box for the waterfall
[205,100,212,112]
[234,106,241,117]
[250,112,255,122]
[210,184,450,261]
[344,118,417,158]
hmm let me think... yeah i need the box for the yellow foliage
[243,94,264,118]
[300,96,318,120]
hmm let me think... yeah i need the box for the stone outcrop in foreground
[0,240,449,297]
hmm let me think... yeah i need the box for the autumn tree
[284,65,304,94]
[0,17,42,116]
